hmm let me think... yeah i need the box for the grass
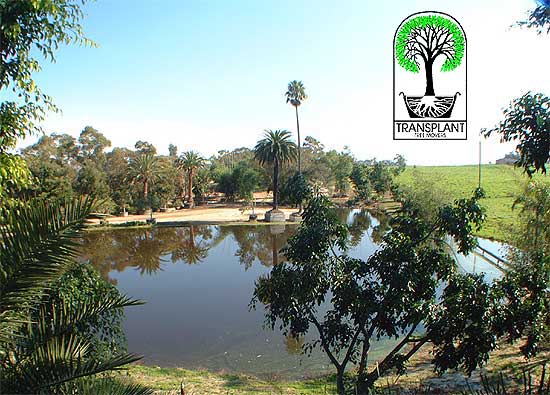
[395,164,550,243]
[122,365,338,394]
[121,341,550,394]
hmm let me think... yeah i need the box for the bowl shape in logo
[399,92,460,118]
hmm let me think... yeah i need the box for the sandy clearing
[87,205,300,225]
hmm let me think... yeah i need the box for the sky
[12,0,550,165]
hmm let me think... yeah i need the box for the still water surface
[79,210,504,378]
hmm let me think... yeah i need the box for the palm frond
[0,198,93,344]
[59,376,154,395]
[17,334,142,394]
[22,292,143,353]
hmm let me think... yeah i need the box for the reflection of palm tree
[82,228,191,280]
[134,230,166,275]
[284,333,304,356]
[211,225,296,268]
[171,226,211,264]
[272,234,279,266]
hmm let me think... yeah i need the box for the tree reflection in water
[80,226,214,282]
[212,225,297,269]
[80,211,382,282]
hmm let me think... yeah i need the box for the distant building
[496,152,519,165]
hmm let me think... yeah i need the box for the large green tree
[254,129,297,211]
[215,161,259,202]
[0,0,94,209]
[285,80,307,173]
[253,192,489,394]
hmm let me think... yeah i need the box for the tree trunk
[188,169,194,209]
[272,235,278,266]
[179,173,185,201]
[336,368,345,395]
[273,159,279,209]
[144,179,148,202]
[189,225,196,249]
[424,59,435,96]
[295,105,301,173]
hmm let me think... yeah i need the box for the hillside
[395,164,549,243]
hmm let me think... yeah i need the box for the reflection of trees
[80,226,214,282]
[213,225,297,269]
[371,214,390,245]
[348,210,372,246]
[284,334,304,355]
[80,214,381,281]
[170,225,213,264]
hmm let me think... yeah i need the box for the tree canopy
[484,92,550,176]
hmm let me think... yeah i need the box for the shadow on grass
[221,374,251,389]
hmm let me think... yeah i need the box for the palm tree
[285,80,307,174]
[254,130,297,212]
[127,154,163,203]
[177,151,205,209]
[0,199,151,394]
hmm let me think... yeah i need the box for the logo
[393,12,467,140]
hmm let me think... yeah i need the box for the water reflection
[77,210,503,377]
[81,224,303,283]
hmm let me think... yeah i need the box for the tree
[21,135,74,203]
[0,199,151,394]
[518,0,550,34]
[177,151,205,209]
[106,147,134,214]
[395,14,465,116]
[127,154,163,204]
[325,149,354,196]
[134,141,157,155]
[285,80,307,173]
[279,172,312,207]
[168,144,178,158]
[368,160,393,195]
[253,191,488,394]
[215,161,259,202]
[512,180,550,255]
[0,0,94,209]
[78,126,111,163]
[0,0,94,140]
[483,92,550,176]
[350,162,371,202]
[254,130,297,211]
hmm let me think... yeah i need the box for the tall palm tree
[285,80,307,174]
[0,199,151,394]
[177,151,205,209]
[254,130,297,211]
[127,154,163,203]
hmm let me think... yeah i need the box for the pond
[79,209,505,379]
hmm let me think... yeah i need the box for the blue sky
[14,0,550,165]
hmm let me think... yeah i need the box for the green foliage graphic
[395,14,465,73]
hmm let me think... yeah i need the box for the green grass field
[395,164,549,244]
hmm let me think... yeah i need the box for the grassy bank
[395,164,549,243]
[124,365,337,394]
[122,341,549,394]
